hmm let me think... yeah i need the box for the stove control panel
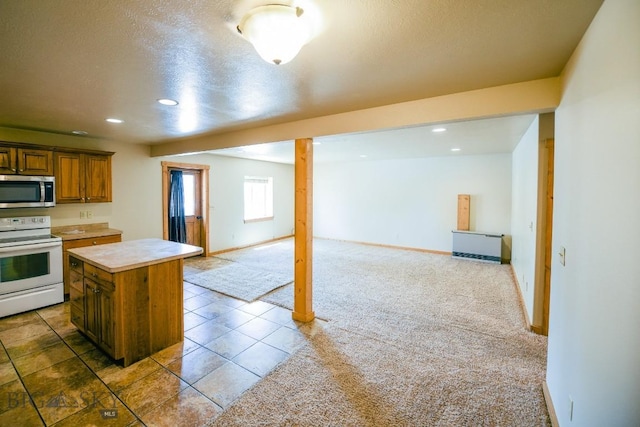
[0,216,51,231]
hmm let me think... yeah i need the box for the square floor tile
[151,338,201,367]
[232,342,289,377]
[60,329,98,356]
[50,392,136,427]
[117,368,188,416]
[235,317,281,340]
[0,378,29,415]
[193,301,234,320]
[262,326,307,354]
[21,358,109,425]
[237,301,276,316]
[166,347,227,384]
[139,387,222,426]
[4,329,61,360]
[214,293,246,309]
[260,305,296,327]
[184,321,231,346]
[100,357,163,393]
[183,296,214,311]
[0,319,52,344]
[0,380,43,425]
[213,309,255,329]
[80,348,118,375]
[0,361,18,386]
[184,312,209,331]
[205,330,257,359]
[13,341,76,377]
[0,311,44,333]
[193,362,260,408]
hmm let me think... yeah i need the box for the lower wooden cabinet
[68,254,185,366]
[70,256,116,357]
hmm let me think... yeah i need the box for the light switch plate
[559,246,566,266]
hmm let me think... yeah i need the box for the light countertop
[68,238,203,273]
[52,222,123,241]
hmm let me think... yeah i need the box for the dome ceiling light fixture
[237,4,313,65]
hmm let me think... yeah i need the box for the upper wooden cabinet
[55,151,113,204]
[0,141,114,203]
[0,146,54,175]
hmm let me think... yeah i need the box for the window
[182,173,195,216]
[244,176,273,222]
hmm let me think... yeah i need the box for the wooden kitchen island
[68,238,202,366]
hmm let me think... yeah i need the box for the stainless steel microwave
[0,175,55,208]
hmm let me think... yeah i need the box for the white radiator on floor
[452,230,503,264]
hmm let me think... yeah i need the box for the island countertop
[67,238,203,273]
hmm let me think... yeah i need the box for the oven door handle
[0,241,61,253]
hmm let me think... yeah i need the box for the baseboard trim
[207,235,293,256]
[542,381,559,427]
[319,237,451,256]
[510,264,533,331]
[206,235,451,258]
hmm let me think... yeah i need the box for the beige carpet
[205,238,550,426]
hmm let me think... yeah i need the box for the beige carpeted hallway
[201,239,550,426]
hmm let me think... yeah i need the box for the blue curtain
[169,170,186,243]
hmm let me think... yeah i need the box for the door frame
[161,161,210,256]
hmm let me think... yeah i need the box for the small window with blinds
[244,176,274,222]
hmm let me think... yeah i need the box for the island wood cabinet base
[70,256,184,367]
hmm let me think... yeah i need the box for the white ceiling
[210,114,537,164]
[0,1,602,153]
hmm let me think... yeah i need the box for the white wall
[200,154,294,252]
[547,1,640,426]
[314,154,512,252]
[510,117,540,320]
[0,129,294,252]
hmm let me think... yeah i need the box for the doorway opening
[161,161,210,256]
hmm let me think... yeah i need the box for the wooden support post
[293,138,315,322]
[457,194,470,231]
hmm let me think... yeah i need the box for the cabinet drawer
[70,304,84,330]
[69,256,83,274]
[65,234,121,250]
[84,264,114,288]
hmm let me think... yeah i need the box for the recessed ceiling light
[359,154,367,158]
[71,130,88,136]
[105,118,124,124]
[432,127,447,133]
[451,148,461,152]
[312,142,322,145]
[157,98,179,106]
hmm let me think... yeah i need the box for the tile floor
[0,263,310,426]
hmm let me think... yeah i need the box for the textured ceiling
[0,0,602,145]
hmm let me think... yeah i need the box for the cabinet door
[17,148,53,175]
[83,279,99,343]
[84,154,112,203]
[55,152,84,203]
[0,147,16,174]
[97,282,116,355]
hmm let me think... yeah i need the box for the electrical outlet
[87,211,93,219]
[525,281,528,292]
[80,211,86,219]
